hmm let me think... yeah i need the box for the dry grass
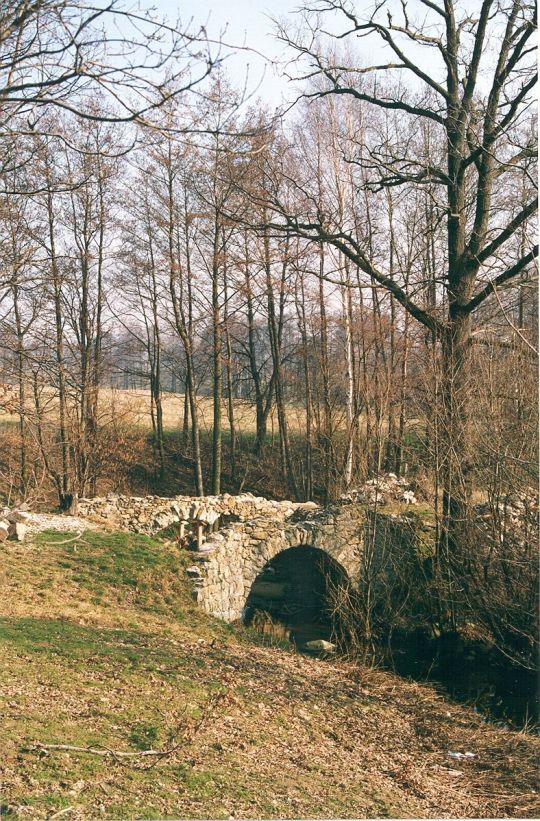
[102,388,310,434]
[0,528,538,819]
[0,386,310,434]
[1,385,401,435]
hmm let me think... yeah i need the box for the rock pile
[77,493,319,535]
[341,473,419,507]
[0,509,30,542]
[475,487,539,547]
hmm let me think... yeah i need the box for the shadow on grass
[0,616,215,679]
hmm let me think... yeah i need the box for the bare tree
[269,0,537,606]
[1,1,218,128]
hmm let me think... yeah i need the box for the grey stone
[7,510,30,524]
[303,640,336,654]
[73,486,432,626]
[8,522,27,542]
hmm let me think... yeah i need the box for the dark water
[384,630,539,730]
[249,614,538,728]
[244,547,538,729]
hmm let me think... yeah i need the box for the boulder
[295,501,319,511]
[8,522,27,542]
[7,510,31,524]
[250,581,287,600]
[303,639,336,654]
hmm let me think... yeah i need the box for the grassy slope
[0,530,538,820]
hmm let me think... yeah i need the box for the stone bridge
[184,503,365,622]
[78,487,421,624]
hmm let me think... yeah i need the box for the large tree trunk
[243,232,269,456]
[47,188,71,511]
[211,216,222,496]
[439,311,474,575]
[263,227,299,500]
[12,283,28,497]
[318,246,333,503]
[222,238,237,488]
[296,270,314,501]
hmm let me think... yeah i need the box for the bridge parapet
[77,492,318,538]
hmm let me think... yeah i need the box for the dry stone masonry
[78,491,370,622]
[5,477,536,626]
[185,502,368,622]
[77,492,314,536]
[0,509,30,542]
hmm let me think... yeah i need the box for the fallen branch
[25,683,233,769]
[25,742,177,761]
[41,532,84,546]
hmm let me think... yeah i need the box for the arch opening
[243,545,350,647]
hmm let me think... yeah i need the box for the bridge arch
[243,545,350,645]
[187,510,364,623]
[76,490,419,630]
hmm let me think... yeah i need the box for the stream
[244,547,538,730]
[384,630,538,730]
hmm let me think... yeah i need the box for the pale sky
[147,1,492,111]
[155,0,299,108]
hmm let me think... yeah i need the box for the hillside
[0,526,538,820]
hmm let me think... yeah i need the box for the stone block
[8,522,27,542]
[7,510,30,524]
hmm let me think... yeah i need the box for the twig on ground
[27,742,169,760]
[25,684,233,769]
[47,806,74,820]
[41,532,84,546]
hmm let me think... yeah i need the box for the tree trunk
[243,232,268,455]
[47,186,71,510]
[263,226,299,500]
[211,216,222,495]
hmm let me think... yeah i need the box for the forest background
[0,0,537,669]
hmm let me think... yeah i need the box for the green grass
[0,616,193,669]
[35,528,180,586]
[1,527,538,820]
[32,528,213,624]
[128,721,160,750]
[0,544,236,819]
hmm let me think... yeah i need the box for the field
[0,387,311,434]
[1,526,538,819]
[104,389,310,434]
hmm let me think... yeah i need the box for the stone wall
[185,503,367,622]
[77,492,318,534]
[77,490,425,624]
